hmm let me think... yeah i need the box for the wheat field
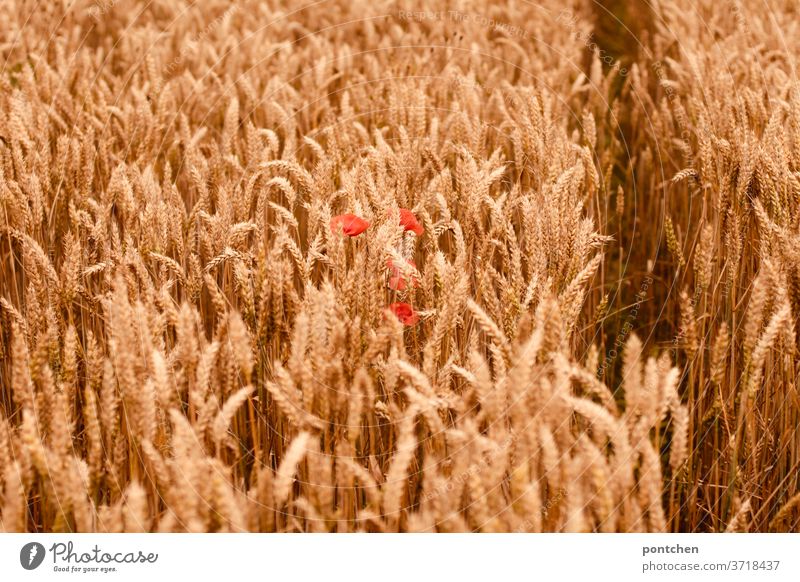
[0,0,797,533]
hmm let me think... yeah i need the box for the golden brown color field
[0,0,797,532]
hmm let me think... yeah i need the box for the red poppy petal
[387,259,419,290]
[398,208,424,236]
[388,276,407,291]
[331,214,370,236]
[388,302,419,326]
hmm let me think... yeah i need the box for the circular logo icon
[20,542,46,570]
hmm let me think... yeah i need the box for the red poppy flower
[388,302,419,326]
[398,208,423,236]
[330,214,370,237]
[387,258,419,291]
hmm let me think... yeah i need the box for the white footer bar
[1,534,798,581]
